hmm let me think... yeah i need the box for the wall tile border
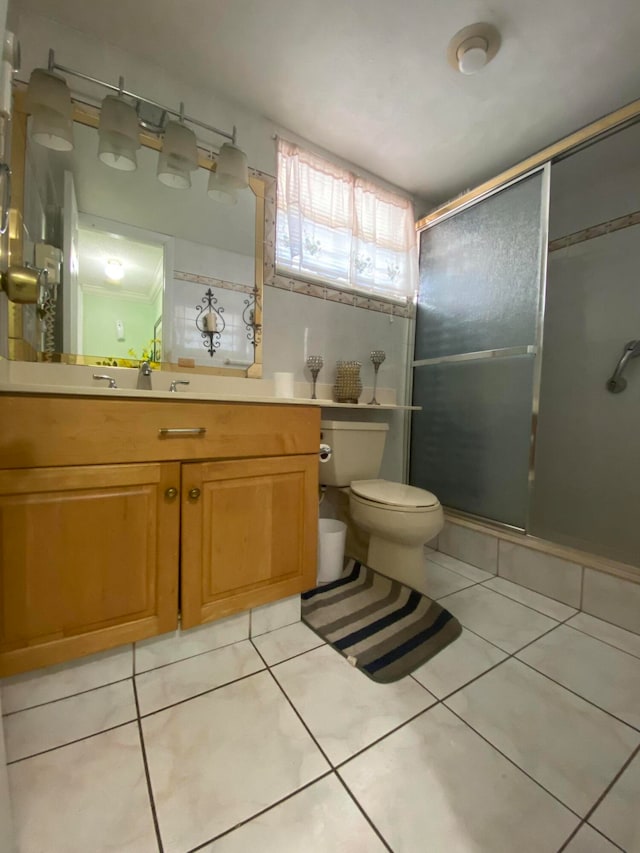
[549,209,640,252]
[269,274,414,318]
[174,270,254,295]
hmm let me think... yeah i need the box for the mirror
[10,90,275,377]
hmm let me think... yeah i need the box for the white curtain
[276,139,417,301]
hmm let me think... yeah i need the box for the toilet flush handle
[319,443,332,463]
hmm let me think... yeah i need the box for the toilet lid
[350,479,439,508]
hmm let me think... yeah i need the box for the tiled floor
[4,553,640,853]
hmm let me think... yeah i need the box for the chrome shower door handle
[606,339,640,394]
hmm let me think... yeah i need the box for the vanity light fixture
[207,167,238,205]
[447,23,501,76]
[26,67,74,151]
[26,50,250,201]
[216,142,249,190]
[98,85,140,171]
[157,108,199,189]
[104,258,124,282]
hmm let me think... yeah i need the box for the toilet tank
[320,421,389,486]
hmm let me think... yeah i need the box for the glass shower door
[410,169,548,529]
[529,123,640,565]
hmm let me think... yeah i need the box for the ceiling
[77,226,163,302]
[15,0,640,204]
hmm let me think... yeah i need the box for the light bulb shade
[207,169,238,205]
[157,151,192,189]
[99,95,140,141]
[26,68,73,118]
[105,258,124,281]
[216,143,248,190]
[30,106,74,151]
[98,96,140,171]
[157,120,198,189]
[98,130,138,171]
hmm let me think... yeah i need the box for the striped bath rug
[301,559,462,683]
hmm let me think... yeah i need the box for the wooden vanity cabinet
[181,454,318,628]
[0,462,180,675]
[0,395,320,676]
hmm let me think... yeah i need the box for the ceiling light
[105,258,124,281]
[207,169,238,205]
[447,23,501,76]
[98,95,140,171]
[216,142,249,190]
[26,68,74,151]
[157,119,199,189]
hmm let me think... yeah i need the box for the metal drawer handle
[158,427,207,437]
[165,487,178,499]
[188,488,201,500]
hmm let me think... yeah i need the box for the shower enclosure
[410,120,640,568]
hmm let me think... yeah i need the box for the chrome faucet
[137,360,152,390]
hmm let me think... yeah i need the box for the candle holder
[368,350,386,405]
[306,355,323,399]
[195,288,225,357]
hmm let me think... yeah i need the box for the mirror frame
[8,85,275,379]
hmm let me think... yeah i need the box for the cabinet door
[0,463,180,676]
[181,455,318,628]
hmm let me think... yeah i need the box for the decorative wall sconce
[26,49,250,199]
[195,288,225,357]
[242,292,256,347]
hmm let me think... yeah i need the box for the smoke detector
[447,23,501,75]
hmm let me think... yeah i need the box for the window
[276,139,417,302]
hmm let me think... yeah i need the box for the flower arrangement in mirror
[95,339,160,369]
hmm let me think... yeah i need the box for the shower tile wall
[439,519,640,635]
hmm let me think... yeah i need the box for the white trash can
[317,519,347,584]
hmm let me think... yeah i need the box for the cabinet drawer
[0,395,320,468]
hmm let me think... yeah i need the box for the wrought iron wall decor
[195,288,225,357]
[242,291,257,348]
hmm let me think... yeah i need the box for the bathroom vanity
[0,394,320,676]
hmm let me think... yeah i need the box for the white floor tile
[590,751,640,851]
[564,825,621,853]
[142,670,328,853]
[272,645,435,765]
[567,612,640,659]
[201,774,387,853]
[8,722,157,853]
[4,680,136,763]
[339,704,576,852]
[446,659,639,815]
[422,559,476,599]
[426,549,494,582]
[252,622,324,666]
[438,585,558,653]
[483,576,578,621]
[518,626,640,729]
[411,629,507,699]
[135,639,264,715]
[1,645,132,713]
[251,595,301,636]
[135,612,249,673]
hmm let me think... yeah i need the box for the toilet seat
[350,479,439,510]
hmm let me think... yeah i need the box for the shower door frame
[408,164,551,533]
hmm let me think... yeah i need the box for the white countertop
[0,362,420,411]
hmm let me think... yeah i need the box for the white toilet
[319,421,444,588]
